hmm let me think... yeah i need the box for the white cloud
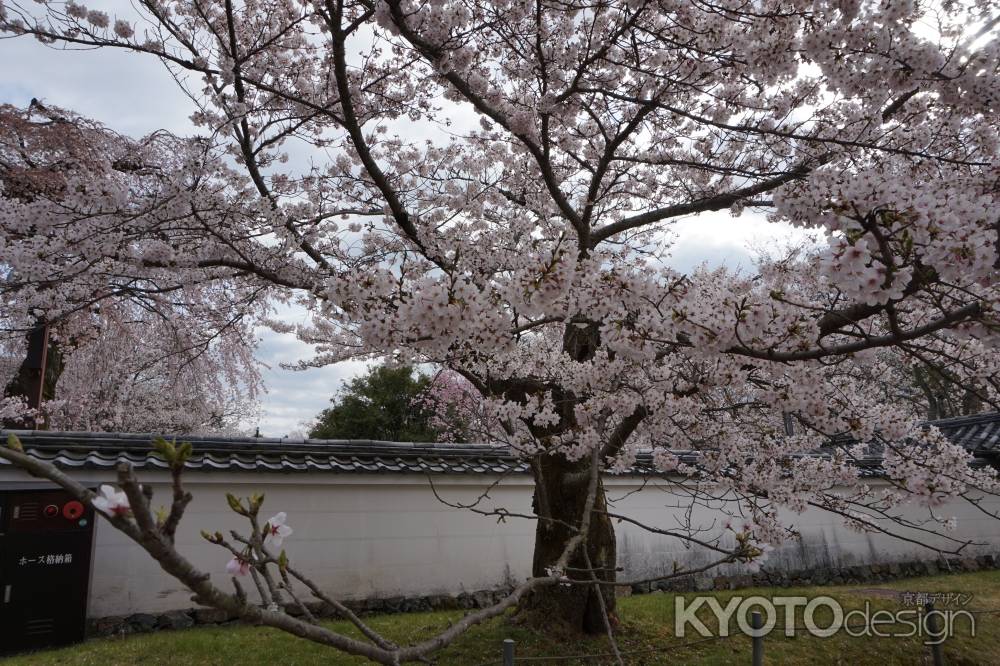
[0,35,195,136]
[253,325,370,438]
[666,210,816,273]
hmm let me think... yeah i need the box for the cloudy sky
[0,16,807,436]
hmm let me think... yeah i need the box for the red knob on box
[44,504,59,518]
[63,501,85,520]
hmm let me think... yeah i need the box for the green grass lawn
[8,570,1000,665]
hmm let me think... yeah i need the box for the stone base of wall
[631,552,1000,595]
[87,587,515,637]
[88,553,1000,637]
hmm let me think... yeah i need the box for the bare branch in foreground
[0,439,593,664]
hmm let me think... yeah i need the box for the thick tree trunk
[3,325,63,429]
[512,318,618,633]
[516,453,617,634]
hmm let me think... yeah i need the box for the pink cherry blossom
[85,10,108,29]
[113,20,133,39]
[225,556,251,577]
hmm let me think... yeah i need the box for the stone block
[157,610,194,630]
[193,608,230,625]
[126,613,158,632]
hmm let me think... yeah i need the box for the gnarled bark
[516,453,617,634]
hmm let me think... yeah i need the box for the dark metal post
[925,602,945,666]
[502,638,515,666]
[751,610,764,666]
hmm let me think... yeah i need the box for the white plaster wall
[1,470,998,618]
[0,472,537,617]
[606,480,1000,579]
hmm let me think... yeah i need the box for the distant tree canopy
[309,365,437,442]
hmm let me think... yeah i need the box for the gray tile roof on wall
[927,412,1000,452]
[1,412,998,476]
[0,431,534,475]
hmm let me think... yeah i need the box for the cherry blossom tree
[2,300,262,433]
[2,0,1000,660]
[0,101,265,431]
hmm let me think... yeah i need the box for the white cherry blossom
[91,484,130,517]
[263,512,293,548]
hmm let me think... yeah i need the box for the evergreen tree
[309,365,436,442]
